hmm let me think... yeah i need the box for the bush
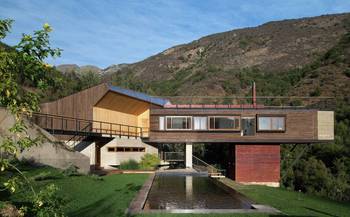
[119,159,139,170]
[139,154,160,170]
[310,87,321,97]
[344,68,350,77]
[62,164,80,177]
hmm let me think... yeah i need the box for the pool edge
[126,173,155,216]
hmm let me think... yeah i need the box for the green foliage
[310,86,321,97]
[344,68,350,77]
[31,184,66,217]
[282,100,350,201]
[119,159,139,170]
[0,19,66,216]
[32,171,57,181]
[62,164,80,177]
[239,39,249,49]
[139,154,160,170]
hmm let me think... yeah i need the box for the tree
[0,19,65,216]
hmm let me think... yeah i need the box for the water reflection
[144,175,251,210]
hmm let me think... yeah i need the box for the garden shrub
[139,154,160,170]
[62,164,80,177]
[119,159,139,170]
[89,174,104,181]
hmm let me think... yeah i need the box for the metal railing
[30,112,145,139]
[193,155,225,177]
[158,96,337,110]
[163,152,185,162]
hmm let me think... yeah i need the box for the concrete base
[0,108,90,174]
[185,143,193,168]
[239,182,280,188]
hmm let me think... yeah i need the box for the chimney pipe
[252,82,256,108]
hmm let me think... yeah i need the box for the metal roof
[108,84,170,107]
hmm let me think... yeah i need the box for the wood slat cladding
[149,108,319,143]
[94,91,150,115]
[235,145,280,183]
[40,83,109,120]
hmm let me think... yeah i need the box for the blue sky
[1,0,350,68]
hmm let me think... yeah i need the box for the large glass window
[193,117,207,130]
[166,116,192,130]
[257,116,285,131]
[209,116,240,130]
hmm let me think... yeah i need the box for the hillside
[98,13,350,99]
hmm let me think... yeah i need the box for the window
[193,117,207,130]
[159,116,165,130]
[166,116,192,130]
[257,116,285,131]
[209,116,240,130]
[109,147,146,152]
[116,147,124,152]
[108,147,115,152]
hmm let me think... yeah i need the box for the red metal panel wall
[235,145,280,183]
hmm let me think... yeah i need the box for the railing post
[110,123,112,137]
[127,126,130,139]
[51,117,54,134]
[76,119,78,133]
[119,125,121,138]
[135,127,137,139]
[100,122,102,134]
[61,116,64,131]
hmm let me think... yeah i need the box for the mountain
[104,13,350,99]
[55,63,129,76]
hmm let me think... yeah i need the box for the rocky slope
[57,13,350,99]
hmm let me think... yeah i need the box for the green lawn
[0,165,148,217]
[1,165,350,217]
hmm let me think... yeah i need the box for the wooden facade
[147,108,334,144]
[41,83,109,120]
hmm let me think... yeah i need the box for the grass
[0,165,148,217]
[2,165,349,217]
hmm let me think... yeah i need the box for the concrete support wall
[0,108,90,174]
[235,144,280,187]
[100,137,158,169]
[185,143,193,168]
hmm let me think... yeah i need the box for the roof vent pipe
[252,81,257,108]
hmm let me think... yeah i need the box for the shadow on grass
[303,207,339,217]
[68,194,125,217]
[270,215,317,217]
[68,183,142,217]
[270,206,339,217]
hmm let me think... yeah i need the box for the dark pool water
[144,175,252,210]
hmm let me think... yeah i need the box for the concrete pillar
[185,143,193,168]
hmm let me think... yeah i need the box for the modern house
[34,83,334,187]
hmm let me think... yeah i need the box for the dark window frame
[108,147,146,152]
[208,116,241,131]
[165,116,192,130]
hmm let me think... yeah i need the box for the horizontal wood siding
[148,109,318,143]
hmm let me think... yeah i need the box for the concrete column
[185,143,193,168]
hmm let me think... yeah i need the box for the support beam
[185,143,193,168]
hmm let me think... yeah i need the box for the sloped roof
[107,84,170,107]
